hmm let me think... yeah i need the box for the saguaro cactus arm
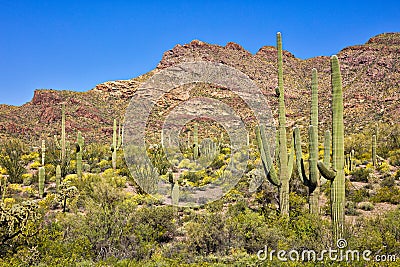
[317,161,336,181]
[256,125,280,187]
[294,127,310,186]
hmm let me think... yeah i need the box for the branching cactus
[255,32,295,215]
[111,119,122,170]
[317,55,345,242]
[38,166,45,198]
[293,68,320,214]
[256,125,294,215]
[41,140,46,166]
[294,126,320,214]
[56,165,61,192]
[54,103,67,176]
[76,131,84,179]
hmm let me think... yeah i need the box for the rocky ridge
[0,33,398,144]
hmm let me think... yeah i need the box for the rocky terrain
[0,33,399,144]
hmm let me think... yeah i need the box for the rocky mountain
[0,33,399,144]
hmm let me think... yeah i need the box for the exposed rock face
[0,33,399,143]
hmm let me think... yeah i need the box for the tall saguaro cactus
[372,134,377,167]
[193,123,199,160]
[111,119,122,170]
[255,32,294,216]
[317,55,345,242]
[76,131,84,179]
[38,166,45,198]
[54,103,66,176]
[41,140,46,166]
[56,165,61,192]
[293,69,320,214]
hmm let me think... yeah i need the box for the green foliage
[0,139,27,183]
[148,144,170,175]
[0,201,41,256]
[371,186,400,204]
[350,167,372,182]
[347,188,369,203]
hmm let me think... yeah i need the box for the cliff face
[0,33,399,143]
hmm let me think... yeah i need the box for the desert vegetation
[0,33,399,266]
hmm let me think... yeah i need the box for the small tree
[0,139,27,183]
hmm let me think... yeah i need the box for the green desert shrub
[371,186,400,204]
[357,201,374,211]
[350,167,372,182]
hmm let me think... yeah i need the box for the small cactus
[56,165,61,192]
[1,176,7,202]
[193,124,199,160]
[171,181,180,206]
[372,134,377,167]
[76,131,84,179]
[111,119,122,170]
[38,167,45,198]
[41,140,46,166]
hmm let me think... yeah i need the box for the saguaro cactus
[111,119,122,170]
[56,165,61,192]
[255,33,294,215]
[372,134,377,167]
[54,103,66,176]
[41,140,46,166]
[76,131,84,179]
[38,166,45,198]
[171,181,180,206]
[317,55,345,242]
[1,176,6,202]
[293,68,320,214]
[193,123,199,160]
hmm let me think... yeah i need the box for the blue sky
[0,0,399,106]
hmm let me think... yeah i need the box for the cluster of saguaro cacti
[317,55,345,241]
[111,119,123,170]
[76,131,84,179]
[199,138,219,165]
[293,68,321,214]
[38,166,45,198]
[256,32,294,216]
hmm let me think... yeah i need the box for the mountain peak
[366,32,400,46]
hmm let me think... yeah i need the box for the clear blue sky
[1,0,399,106]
